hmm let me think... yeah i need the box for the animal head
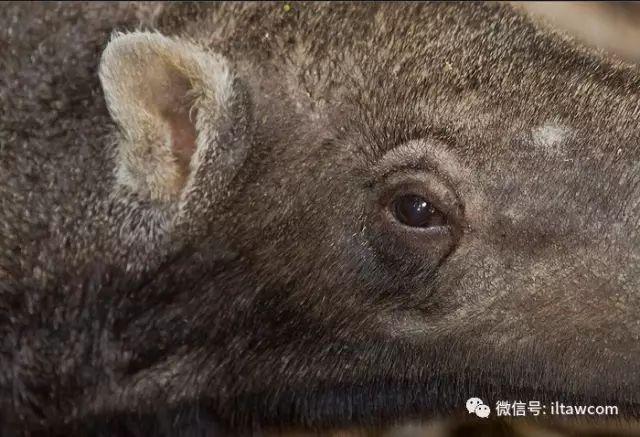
[2,2,639,434]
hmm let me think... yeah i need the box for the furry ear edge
[99,31,236,202]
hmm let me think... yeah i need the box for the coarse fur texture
[1,1,640,435]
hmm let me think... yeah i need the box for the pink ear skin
[163,99,198,178]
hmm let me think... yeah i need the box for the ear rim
[99,31,236,203]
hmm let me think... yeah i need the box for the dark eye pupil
[392,194,445,228]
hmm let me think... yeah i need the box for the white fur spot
[531,122,572,155]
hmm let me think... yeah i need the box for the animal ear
[99,31,238,202]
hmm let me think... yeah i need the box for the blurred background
[515,1,640,65]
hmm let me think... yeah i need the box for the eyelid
[374,169,465,226]
[365,139,470,229]
[368,140,441,176]
[366,146,458,205]
[366,139,468,192]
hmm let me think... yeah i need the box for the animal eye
[391,194,446,228]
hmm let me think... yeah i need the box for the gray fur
[1,2,639,435]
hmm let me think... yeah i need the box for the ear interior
[164,88,197,174]
[99,32,232,202]
[147,64,197,179]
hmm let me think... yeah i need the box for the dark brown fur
[1,2,639,435]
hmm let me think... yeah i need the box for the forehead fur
[155,3,640,134]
